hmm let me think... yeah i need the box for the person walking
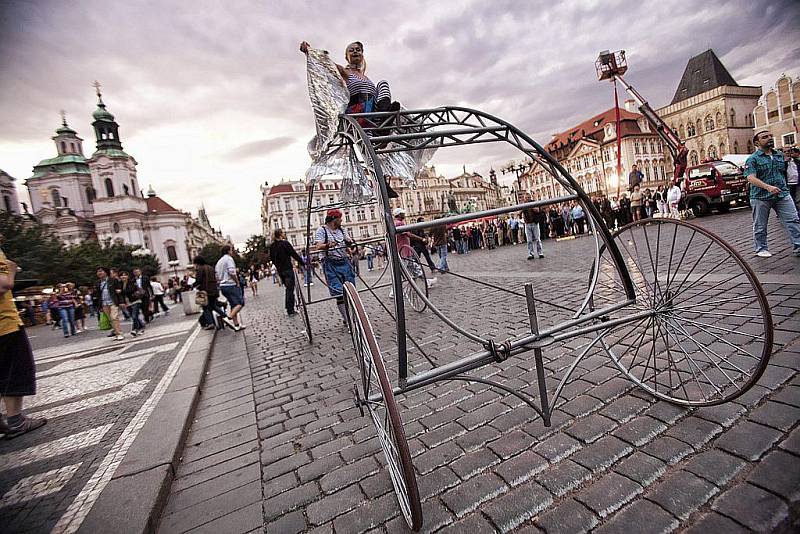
[120,271,145,336]
[571,202,586,234]
[314,209,357,322]
[150,277,169,316]
[215,245,245,330]
[94,267,124,340]
[365,246,375,271]
[522,206,545,259]
[411,217,437,272]
[133,268,153,324]
[630,184,643,222]
[654,185,668,216]
[744,131,800,257]
[0,249,47,438]
[55,284,77,338]
[269,229,305,316]
[667,180,682,219]
[430,218,449,273]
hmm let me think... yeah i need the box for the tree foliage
[243,234,269,268]
[0,211,161,287]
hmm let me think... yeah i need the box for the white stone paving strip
[26,354,155,410]
[0,464,82,508]
[51,325,202,534]
[30,381,151,421]
[38,343,179,378]
[35,329,191,364]
[0,425,113,474]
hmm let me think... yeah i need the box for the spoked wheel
[398,245,429,313]
[592,218,772,406]
[343,282,422,531]
[294,271,312,343]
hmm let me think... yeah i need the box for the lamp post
[168,259,180,279]
[502,161,532,205]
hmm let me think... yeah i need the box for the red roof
[547,107,642,152]
[268,183,295,195]
[146,195,180,213]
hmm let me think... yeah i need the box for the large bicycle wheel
[592,218,772,406]
[398,245,429,313]
[343,282,422,531]
[294,271,312,343]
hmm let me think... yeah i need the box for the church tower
[87,82,148,245]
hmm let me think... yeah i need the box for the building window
[51,189,62,207]
[113,222,120,233]
[708,145,717,159]
[131,180,136,196]
[105,178,115,197]
[86,186,96,203]
[729,108,736,126]
[634,140,640,154]
[782,133,796,147]
[689,151,699,166]
[705,115,714,131]
[166,245,178,261]
[123,184,130,195]
[734,141,740,153]
[3,195,12,212]
[687,124,695,137]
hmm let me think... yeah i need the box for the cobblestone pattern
[244,210,798,533]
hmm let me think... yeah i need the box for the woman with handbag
[193,256,232,330]
[119,271,145,337]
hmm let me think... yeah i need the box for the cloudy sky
[1,0,798,242]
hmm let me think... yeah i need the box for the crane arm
[614,75,682,159]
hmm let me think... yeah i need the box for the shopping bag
[99,311,111,330]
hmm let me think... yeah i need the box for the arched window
[131,180,136,196]
[734,141,740,153]
[123,184,130,196]
[730,108,736,126]
[687,123,696,137]
[70,142,76,152]
[689,151,699,166]
[634,140,640,154]
[649,140,656,154]
[166,245,178,262]
[60,141,66,153]
[86,186,96,203]
[105,178,115,197]
[3,195,12,212]
[708,145,717,159]
[51,189,62,207]
[705,115,714,131]
[113,222,120,233]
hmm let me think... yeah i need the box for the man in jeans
[522,206,545,260]
[430,218,449,273]
[215,245,245,330]
[268,229,304,316]
[94,267,124,341]
[744,131,800,257]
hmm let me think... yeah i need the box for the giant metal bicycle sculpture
[297,105,772,530]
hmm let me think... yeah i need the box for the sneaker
[755,250,773,258]
[288,311,297,316]
[527,255,535,260]
[221,316,237,329]
[539,254,545,259]
[426,277,437,286]
[236,324,246,331]
[4,415,47,440]
[115,335,125,341]
[137,329,145,335]
[130,331,138,337]
[107,331,116,338]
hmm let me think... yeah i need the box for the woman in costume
[300,40,399,127]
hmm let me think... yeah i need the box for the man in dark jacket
[133,268,153,323]
[269,229,304,315]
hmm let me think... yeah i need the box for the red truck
[682,159,750,216]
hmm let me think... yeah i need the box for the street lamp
[501,161,532,205]
[168,259,180,279]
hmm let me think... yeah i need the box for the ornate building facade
[752,74,800,149]
[657,49,762,165]
[0,170,21,215]
[520,105,665,200]
[23,90,227,275]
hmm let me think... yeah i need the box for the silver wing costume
[304,48,436,202]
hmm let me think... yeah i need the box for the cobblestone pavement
[167,208,798,534]
[0,304,202,533]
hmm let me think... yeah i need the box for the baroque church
[22,87,228,276]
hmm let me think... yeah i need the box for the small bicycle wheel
[294,271,312,343]
[397,245,429,313]
[343,282,422,531]
[592,218,772,406]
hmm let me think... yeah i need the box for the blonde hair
[345,41,366,74]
